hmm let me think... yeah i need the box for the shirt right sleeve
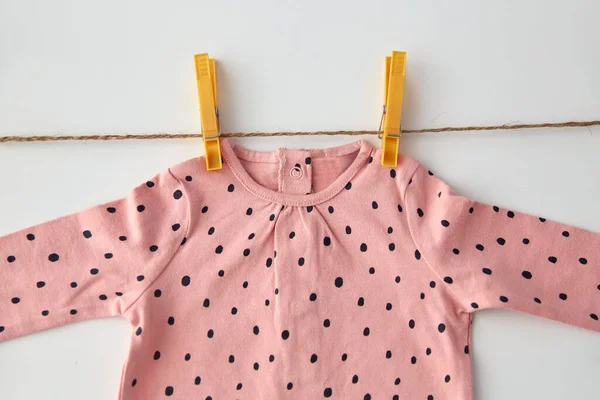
[0,168,189,342]
[404,163,600,333]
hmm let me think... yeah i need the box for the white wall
[1,1,599,399]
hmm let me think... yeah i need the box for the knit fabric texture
[1,136,599,399]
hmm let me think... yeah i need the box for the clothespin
[194,53,222,170]
[380,51,406,167]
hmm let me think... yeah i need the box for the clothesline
[0,119,598,143]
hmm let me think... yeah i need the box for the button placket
[278,150,312,195]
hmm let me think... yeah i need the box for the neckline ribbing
[220,137,374,206]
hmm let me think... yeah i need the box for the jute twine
[0,120,598,143]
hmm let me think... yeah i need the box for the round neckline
[220,137,374,206]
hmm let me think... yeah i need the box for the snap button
[290,164,303,180]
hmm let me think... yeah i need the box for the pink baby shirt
[1,136,599,400]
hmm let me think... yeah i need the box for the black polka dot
[324,387,332,397]
[443,276,453,284]
[306,207,313,213]
[559,293,567,300]
[579,258,588,265]
[499,296,509,303]
[369,267,375,274]
[173,190,183,200]
[48,253,59,262]
[471,302,479,309]
[269,354,275,362]
[107,207,117,213]
[131,378,137,387]
[334,277,344,288]
[146,181,155,187]
[195,376,201,385]
[469,207,474,213]
[289,231,296,239]
[507,211,515,218]
[426,348,431,355]
[441,220,450,227]
[417,208,424,217]
[445,375,451,383]
[202,206,209,213]
[323,236,331,246]
[99,294,108,301]
[70,309,77,315]
[104,253,113,259]
[136,275,144,282]
[83,230,92,238]
[411,356,417,364]
[534,297,542,304]
[246,208,253,216]
[281,330,290,340]
[119,236,127,241]
[323,319,330,327]
[475,244,484,251]
[548,256,557,264]
[388,243,396,251]
[342,353,348,361]
[185,175,192,182]
[328,206,334,214]
[90,268,99,275]
[248,232,255,240]
[207,329,213,338]
[539,217,546,222]
[71,282,78,288]
[180,237,187,246]
[428,396,433,400]
[409,319,415,329]
[36,281,45,289]
[522,270,532,279]
[437,323,446,333]
[523,238,530,244]
[497,237,506,245]
[372,201,378,209]
[26,233,35,241]
[165,386,173,396]
[215,245,223,254]
[305,157,312,165]
[243,248,251,256]
[172,223,181,231]
[363,327,370,336]
[395,276,401,283]
[135,327,142,336]
[181,276,191,286]
[153,289,162,297]
[420,293,425,299]
[590,313,598,321]
[345,182,352,190]
[207,226,215,235]
[11,297,20,304]
[185,353,191,361]
[493,206,499,212]
[168,316,175,325]
[137,205,145,212]
[452,248,460,255]
[415,250,421,260]
[397,204,403,212]
[41,310,49,316]
[360,243,368,252]
[386,350,392,358]
[482,268,492,275]
[269,213,276,220]
[464,345,469,354]
[297,257,305,267]
[115,292,123,296]
[562,231,570,237]
[309,293,317,301]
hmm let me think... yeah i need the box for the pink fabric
[1,136,599,399]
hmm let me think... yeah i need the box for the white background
[1,1,600,399]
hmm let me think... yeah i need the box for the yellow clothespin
[380,51,406,167]
[194,53,222,170]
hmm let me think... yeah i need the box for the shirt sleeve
[0,168,189,342]
[404,163,600,333]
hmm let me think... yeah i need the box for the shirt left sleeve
[404,162,600,333]
[0,167,189,342]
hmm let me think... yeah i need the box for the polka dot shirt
[1,136,599,399]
